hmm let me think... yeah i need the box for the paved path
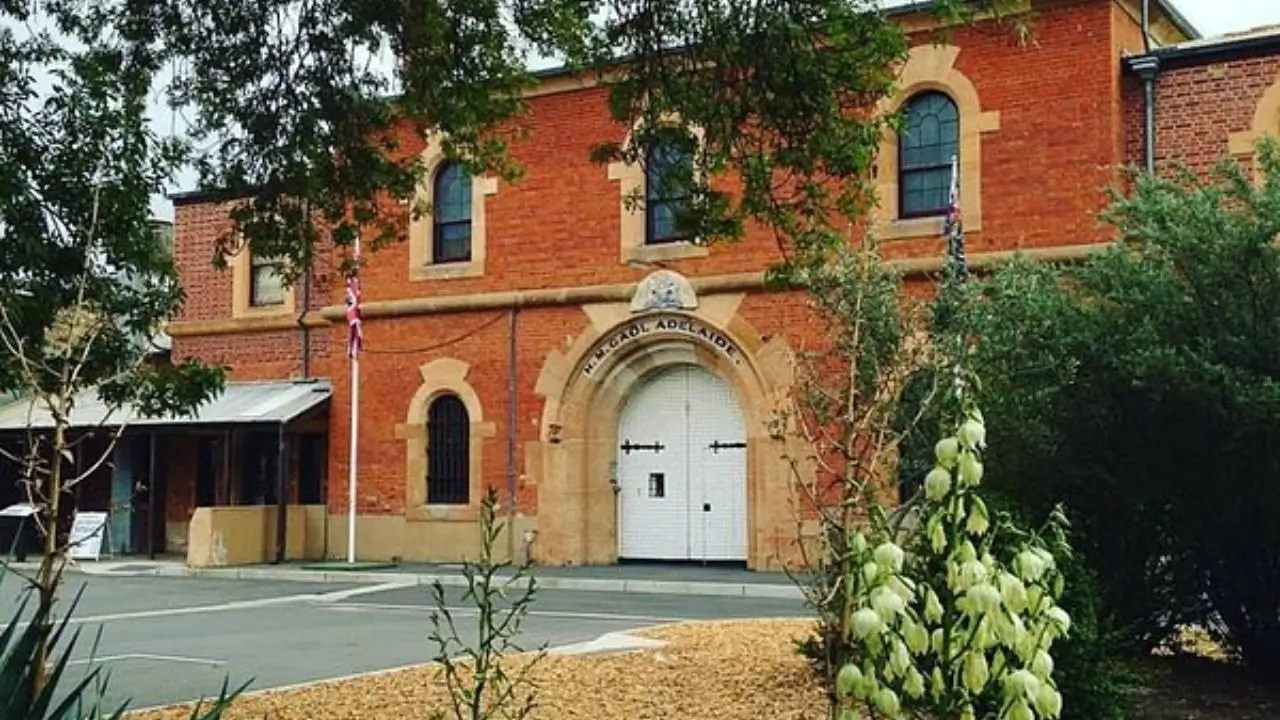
[0,571,808,713]
[32,558,808,600]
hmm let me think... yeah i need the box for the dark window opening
[195,436,219,507]
[426,395,470,505]
[240,431,279,506]
[899,91,959,218]
[298,434,326,505]
[433,161,473,264]
[645,143,694,245]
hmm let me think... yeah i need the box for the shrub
[959,142,1280,678]
[982,490,1139,720]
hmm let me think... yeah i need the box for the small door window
[648,472,665,498]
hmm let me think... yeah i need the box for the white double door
[616,364,748,561]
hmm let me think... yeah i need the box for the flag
[345,262,363,359]
[943,154,967,283]
[942,154,968,399]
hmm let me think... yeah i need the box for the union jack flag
[944,154,967,283]
[345,260,363,359]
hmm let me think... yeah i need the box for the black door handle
[703,503,711,512]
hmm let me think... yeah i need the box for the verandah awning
[0,379,332,432]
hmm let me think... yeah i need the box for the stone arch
[873,43,1001,241]
[530,298,800,569]
[395,356,497,521]
[1229,74,1280,179]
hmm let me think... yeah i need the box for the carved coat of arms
[630,270,697,313]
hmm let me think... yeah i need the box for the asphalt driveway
[0,570,808,712]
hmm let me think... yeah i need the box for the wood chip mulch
[127,618,829,720]
[125,617,1280,720]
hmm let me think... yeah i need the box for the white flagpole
[346,236,360,564]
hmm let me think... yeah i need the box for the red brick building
[66,0,1278,570]
[1124,23,1280,178]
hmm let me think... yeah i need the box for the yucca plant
[0,567,247,720]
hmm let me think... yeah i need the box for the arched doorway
[615,364,747,561]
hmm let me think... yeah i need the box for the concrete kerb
[124,629,670,717]
[66,562,806,600]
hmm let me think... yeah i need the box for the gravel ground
[127,618,828,720]
[125,617,1280,720]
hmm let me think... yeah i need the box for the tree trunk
[32,421,67,696]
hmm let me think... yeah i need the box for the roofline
[1152,0,1201,42]
[0,378,333,432]
[518,2,980,83]
[173,1,1180,205]
[168,186,259,206]
[160,2,1004,205]
[1125,28,1280,72]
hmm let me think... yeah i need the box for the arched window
[899,91,959,218]
[645,143,693,245]
[432,161,473,264]
[426,394,470,504]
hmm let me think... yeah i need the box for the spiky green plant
[427,487,545,720]
[0,567,247,720]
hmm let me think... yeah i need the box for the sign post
[0,503,40,562]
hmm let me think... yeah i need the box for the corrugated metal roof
[0,379,332,431]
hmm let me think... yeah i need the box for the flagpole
[346,237,361,564]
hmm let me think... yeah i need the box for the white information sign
[68,511,109,561]
[0,503,39,518]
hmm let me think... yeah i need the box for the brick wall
[1125,52,1280,175]
[1111,0,1151,178]
[327,307,543,516]
[919,0,1121,256]
[172,202,234,323]
[173,1,1135,329]
[178,332,332,381]
[171,201,334,381]
[322,291,829,518]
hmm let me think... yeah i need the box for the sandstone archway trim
[407,133,500,281]
[529,298,805,569]
[873,43,1000,241]
[1228,73,1280,180]
[394,356,497,522]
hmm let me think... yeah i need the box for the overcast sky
[149,0,1280,219]
[1174,0,1280,36]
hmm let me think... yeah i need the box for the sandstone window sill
[233,304,293,319]
[410,261,484,282]
[625,242,709,265]
[879,216,945,241]
[872,214,986,242]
